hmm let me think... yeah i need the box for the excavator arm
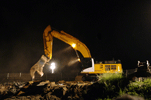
[43,25,92,59]
[30,25,94,80]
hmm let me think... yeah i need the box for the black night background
[1,0,151,73]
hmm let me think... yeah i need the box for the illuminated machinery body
[43,25,123,75]
[43,25,91,59]
[85,61,123,74]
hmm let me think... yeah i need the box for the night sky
[1,1,151,73]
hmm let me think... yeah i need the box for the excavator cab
[81,58,94,68]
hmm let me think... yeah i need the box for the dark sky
[1,0,151,73]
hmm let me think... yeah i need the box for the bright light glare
[50,65,55,69]
[51,62,55,67]
[50,62,56,73]
[78,58,81,62]
[72,43,76,48]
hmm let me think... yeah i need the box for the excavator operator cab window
[76,51,93,69]
[105,65,110,71]
[111,65,116,70]
[81,58,93,69]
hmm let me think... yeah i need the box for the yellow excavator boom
[30,25,123,80]
[30,25,93,80]
[43,25,91,59]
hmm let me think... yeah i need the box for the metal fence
[0,69,138,83]
[0,72,79,83]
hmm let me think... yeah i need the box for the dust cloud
[0,40,44,73]
[0,35,82,76]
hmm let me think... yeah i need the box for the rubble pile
[0,80,94,100]
[0,80,145,100]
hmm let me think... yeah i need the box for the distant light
[51,62,55,67]
[78,58,81,62]
[50,62,56,73]
[72,43,76,48]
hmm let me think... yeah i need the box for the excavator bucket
[30,55,50,80]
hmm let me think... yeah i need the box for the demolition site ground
[0,73,150,100]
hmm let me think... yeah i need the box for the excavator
[30,25,123,81]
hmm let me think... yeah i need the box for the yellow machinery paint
[83,63,123,74]
[43,25,123,75]
[30,25,123,80]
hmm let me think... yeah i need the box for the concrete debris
[0,80,146,100]
[0,81,26,95]
[0,80,93,100]
[37,80,50,86]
